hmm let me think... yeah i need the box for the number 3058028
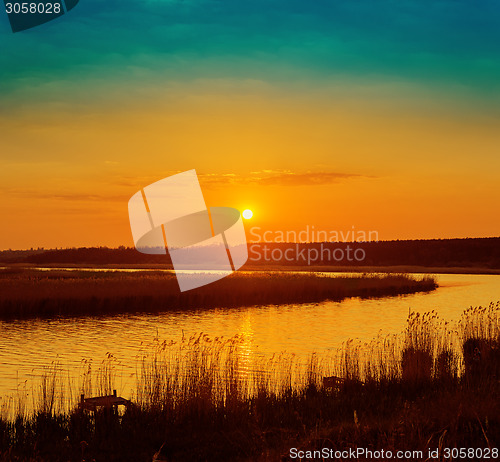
[5,3,62,14]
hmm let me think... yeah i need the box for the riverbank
[4,262,500,274]
[245,264,500,275]
[0,303,498,461]
[0,268,437,319]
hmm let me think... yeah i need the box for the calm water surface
[0,273,498,404]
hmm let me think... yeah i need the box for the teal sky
[2,0,500,110]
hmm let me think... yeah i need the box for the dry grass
[0,302,498,461]
[0,268,437,318]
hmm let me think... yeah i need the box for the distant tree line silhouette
[247,237,500,268]
[0,246,172,266]
[0,237,498,268]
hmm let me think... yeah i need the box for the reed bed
[0,302,498,461]
[0,269,436,319]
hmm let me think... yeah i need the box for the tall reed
[0,302,498,461]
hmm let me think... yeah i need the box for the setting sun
[242,209,253,220]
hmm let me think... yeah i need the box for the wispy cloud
[10,170,372,200]
[2,187,127,202]
[198,170,372,187]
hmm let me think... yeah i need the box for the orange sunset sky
[1,1,500,249]
[2,88,499,250]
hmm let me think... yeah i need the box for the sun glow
[242,209,253,220]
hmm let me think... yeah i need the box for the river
[0,272,498,410]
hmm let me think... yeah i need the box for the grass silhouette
[0,302,498,461]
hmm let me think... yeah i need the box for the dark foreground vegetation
[0,269,436,319]
[0,303,498,461]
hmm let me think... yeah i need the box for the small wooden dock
[79,389,131,412]
[322,376,345,390]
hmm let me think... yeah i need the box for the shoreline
[245,264,500,275]
[1,262,499,275]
